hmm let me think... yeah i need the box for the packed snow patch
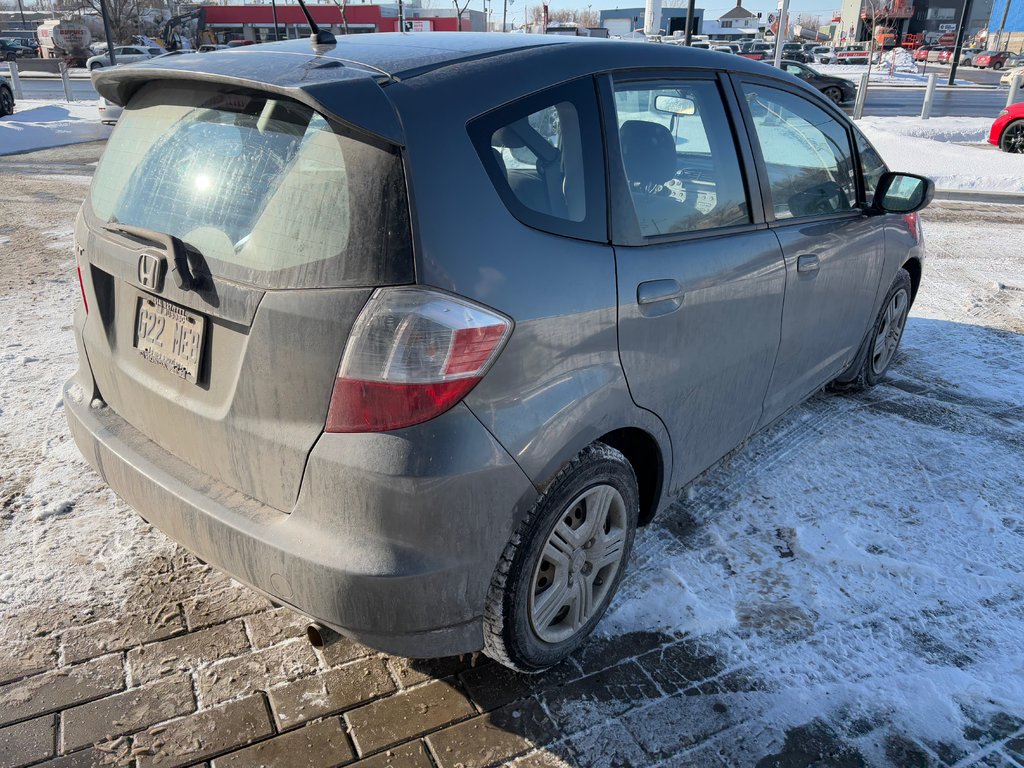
[858,115,1024,192]
[0,99,112,156]
[602,207,1024,761]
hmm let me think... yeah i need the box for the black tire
[832,268,913,392]
[483,442,639,672]
[90,62,103,70]
[994,61,1003,70]
[822,86,844,105]
[0,86,13,118]
[4,53,14,63]
[1000,120,1024,153]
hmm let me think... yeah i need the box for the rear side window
[89,83,411,289]
[611,79,751,237]
[469,77,606,242]
[741,84,857,220]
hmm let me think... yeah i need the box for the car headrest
[492,125,528,150]
[619,120,677,189]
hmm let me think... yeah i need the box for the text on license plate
[135,296,205,383]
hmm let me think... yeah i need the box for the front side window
[611,79,751,237]
[742,84,857,220]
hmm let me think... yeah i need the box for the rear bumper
[64,380,537,658]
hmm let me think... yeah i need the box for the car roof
[92,32,813,145]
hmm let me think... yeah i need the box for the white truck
[36,20,92,67]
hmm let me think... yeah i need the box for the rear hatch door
[78,80,411,511]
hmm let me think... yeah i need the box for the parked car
[1,37,37,57]
[999,65,1024,86]
[975,50,1011,69]
[739,41,773,60]
[953,47,984,66]
[72,34,933,671]
[812,46,836,64]
[0,38,27,61]
[780,42,810,62]
[913,45,935,61]
[197,44,227,53]
[989,102,1024,152]
[834,44,870,64]
[97,96,122,124]
[86,45,165,70]
[0,73,14,117]
[778,60,857,104]
[226,39,256,47]
[926,46,952,63]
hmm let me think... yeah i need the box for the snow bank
[877,46,919,73]
[858,115,1024,192]
[816,63,972,86]
[0,99,112,156]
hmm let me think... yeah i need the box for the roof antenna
[293,0,336,45]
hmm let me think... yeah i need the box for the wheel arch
[902,256,922,307]
[596,426,665,526]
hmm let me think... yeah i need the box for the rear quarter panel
[385,63,674,511]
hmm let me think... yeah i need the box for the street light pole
[683,0,695,43]
[16,0,26,27]
[947,0,975,86]
[772,0,790,67]
[98,0,117,65]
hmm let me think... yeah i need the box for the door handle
[797,254,820,273]
[637,279,684,316]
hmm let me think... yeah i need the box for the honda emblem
[138,251,165,292]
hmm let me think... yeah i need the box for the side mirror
[873,171,934,214]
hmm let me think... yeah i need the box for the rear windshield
[89,83,411,289]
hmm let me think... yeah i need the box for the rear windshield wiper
[103,222,204,291]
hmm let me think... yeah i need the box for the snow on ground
[0,99,112,156]
[1,139,1023,764]
[858,114,1024,192]
[603,202,1024,762]
[816,63,972,86]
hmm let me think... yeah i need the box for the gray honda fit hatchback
[65,32,931,671]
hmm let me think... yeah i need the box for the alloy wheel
[824,87,843,105]
[528,484,628,643]
[1002,122,1024,154]
[872,288,909,375]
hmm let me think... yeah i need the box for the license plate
[135,296,205,383]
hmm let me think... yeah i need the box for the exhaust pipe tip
[306,622,339,649]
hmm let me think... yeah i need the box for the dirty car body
[66,33,930,667]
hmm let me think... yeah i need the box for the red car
[975,50,1010,69]
[913,46,934,61]
[989,103,1024,152]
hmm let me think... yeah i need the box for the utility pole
[99,0,117,64]
[993,0,1011,50]
[502,0,507,31]
[772,0,790,67]
[683,0,695,43]
[16,0,26,27]
[271,0,282,40]
[947,0,974,86]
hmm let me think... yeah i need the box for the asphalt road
[857,85,1024,117]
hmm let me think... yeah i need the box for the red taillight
[77,262,88,314]
[326,288,513,433]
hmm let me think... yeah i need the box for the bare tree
[793,13,822,30]
[331,0,350,34]
[56,0,147,43]
[454,0,472,30]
